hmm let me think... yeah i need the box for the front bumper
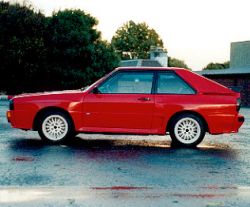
[6,109,35,130]
[6,110,15,128]
[6,110,12,123]
[6,110,20,128]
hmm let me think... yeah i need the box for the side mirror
[92,87,100,94]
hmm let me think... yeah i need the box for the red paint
[87,150,139,161]
[202,185,237,190]
[12,156,34,162]
[7,67,244,141]
[92,186,152,190]
[7,95,14,100]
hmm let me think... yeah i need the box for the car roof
[115,67,235,95]
[116,67,188,71]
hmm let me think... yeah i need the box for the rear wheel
[169,114,206,147]
[37,111,74,144]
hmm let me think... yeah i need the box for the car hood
[13,89,83,99]
[13,89,86,102]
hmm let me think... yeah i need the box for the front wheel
[169,114,206,147]
[37,111,74,144]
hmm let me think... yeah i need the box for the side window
[98,71,154,94]
[157,72,195,94]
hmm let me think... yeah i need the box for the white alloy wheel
[42,115,69,141]
[174,117,201,144]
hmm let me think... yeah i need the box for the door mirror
[92,87,100,94]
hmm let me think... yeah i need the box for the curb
[0,95,8,101]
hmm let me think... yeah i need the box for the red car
[7,67,244,147]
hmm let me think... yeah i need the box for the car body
[7,67,244,147]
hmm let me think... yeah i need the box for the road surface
[0,100,250,206]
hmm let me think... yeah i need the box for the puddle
[12,156,34,162]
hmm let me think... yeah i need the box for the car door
[81,70,155,133]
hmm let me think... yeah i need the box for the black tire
[37,111,74,144]
[169,114,206,147]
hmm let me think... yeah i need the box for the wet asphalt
[0,100,250,206]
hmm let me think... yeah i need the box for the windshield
[80,70,117,92]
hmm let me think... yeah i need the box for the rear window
[156,72,195,94]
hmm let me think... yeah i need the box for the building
[120,46,167,67]
[198,41,250,106]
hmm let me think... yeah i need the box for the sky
[7,0,250,70]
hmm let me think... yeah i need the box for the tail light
[236,98,241,111]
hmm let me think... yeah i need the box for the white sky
[7,0,250,70]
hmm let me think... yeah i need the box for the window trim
[93,70,156,95]
[155,71,197,95]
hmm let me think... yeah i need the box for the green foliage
[0,2,119,94]
[111,20,164,60]
[45,9,118,89]
[0,2,47,93]
[168,57,190,69]
[203,61,230,70]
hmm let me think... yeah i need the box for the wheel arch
[33,106,75,131]
[166,110,209,133]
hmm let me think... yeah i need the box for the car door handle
[137,97,151,101]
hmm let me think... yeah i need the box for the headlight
[9,99,14,110]
[236,98,241,111]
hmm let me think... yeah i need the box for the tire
[37,111,74,144]
[169,114,206,147]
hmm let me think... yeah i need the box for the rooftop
[116,67,188,71]
[120,59,162,67]
[198,67,250,76]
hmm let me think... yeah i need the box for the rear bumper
[238,116,245,123]
[233,114,244,132]
[207,112,245,135]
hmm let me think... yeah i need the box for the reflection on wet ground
[8,135,234,157]
[8,134,234,150]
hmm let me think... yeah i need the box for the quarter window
[98,71,154,94]
[157,72,195,94]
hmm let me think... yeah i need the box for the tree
[0,2,119,93]
[46,9,119,89]
[203,61,230,70]
[0,2,47,94]
[168,57,189,69]
[45,9,119,89]
[111,20,164,60]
